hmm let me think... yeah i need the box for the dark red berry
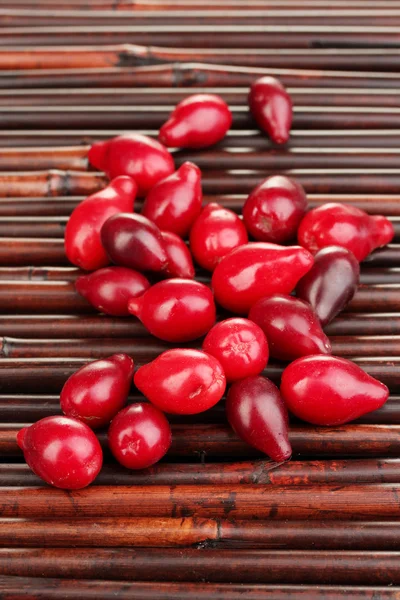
[248,76,292,144]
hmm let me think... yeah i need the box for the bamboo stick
[0,576,398,600]
[3,422,400,458]
[2,483,400,519]
[1,458,400,486]
[7,169,400,197]
[0,543,400,586]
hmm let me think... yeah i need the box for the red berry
[134,349,226,414]
[212,242,314,314]
[60,354,134,429]
[280,355,389,426]
[101,213,168,273]
[128,279,216,342]
[190,203,248,271]
[249,294,331,361]
[159,94,232,149]
[161,231,195,279]
[88,134,174,196]
[298,203,394,262]
[202,318,269,383]
[75,267,150,316]
[142,162,202,238]
[108,403,171,469]
[17,416,103,489]
[226,376,291,462]
[243,175,308,243]
[296,246,360,326]
[64,176,137,271]
[248,76,293,144]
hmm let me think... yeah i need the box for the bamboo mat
[2,1,400,598]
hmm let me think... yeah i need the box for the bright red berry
[75,267,150,316]
[142,162,202,238]
[101,213,168,273]
[226,376,292,462]
[17,416,103,489]
[60,354,134,429]
[134,349,226,414]
[296,246,360,326]
[128,279,216,342]
[159,94,232,149]
[248,76,293,144]
[298,203,394,262]
[88,134,174,196]
[161,231,195,279]
[249,294,331,361]
[64,176,137,271]
[190,203,248,271]
[243,175,308,243]
[280,355,389,426]
[108,403,171,469]
[211,242,314,314]
[202,318,269,383]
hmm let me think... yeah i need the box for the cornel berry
[108,403,172,470]
[134,349,226,414]
[64,176,137,271]
[243,175,308,243]
[226,376,292,462]
[249,294,331,361]
[280,355,389,426]
[17,416,103,490]
[128,279,216,342]
[190,203,248,271]
[142,162,202,238]
[296,245,360,326]
[159,94,232,149]
[212,242,314,314]
[248,76,293,144]
[161,231,195,279]
[88,133,174,196]
[298,203,394,262]
[203,318,269,383]
[75,266,150,316]
[60,354,134,429]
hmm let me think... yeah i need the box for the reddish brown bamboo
[5,145,400,172]
[0,576,398,600]
[0,171,105,198]
[3,44,400,72]
[3,422,400,458]
[2,483,400,519]
[1,458,400,486]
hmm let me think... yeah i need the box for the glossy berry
[88,134,174,196]
[280,355,389,426]
[17,416,103,489]
[161,231,195,279]
[248,76,293,144]
[101,213,168,273]
[142,162,202,238]
[128,279,216,342]
[60,354,134,429]
[75,267,150,316]
[243,175,308,243]
[64,176,137,271]
[249,294,331,361]
[226,376,292,462]
[134,349,226,414]
[298,203,394,262]
[108,403,171,470]
[212,242,314,314]
[190,203,249,271]
[296,246,360,326]
[159,94,232,149]
[202,318,269,383]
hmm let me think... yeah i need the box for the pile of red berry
[17,78,393,490]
